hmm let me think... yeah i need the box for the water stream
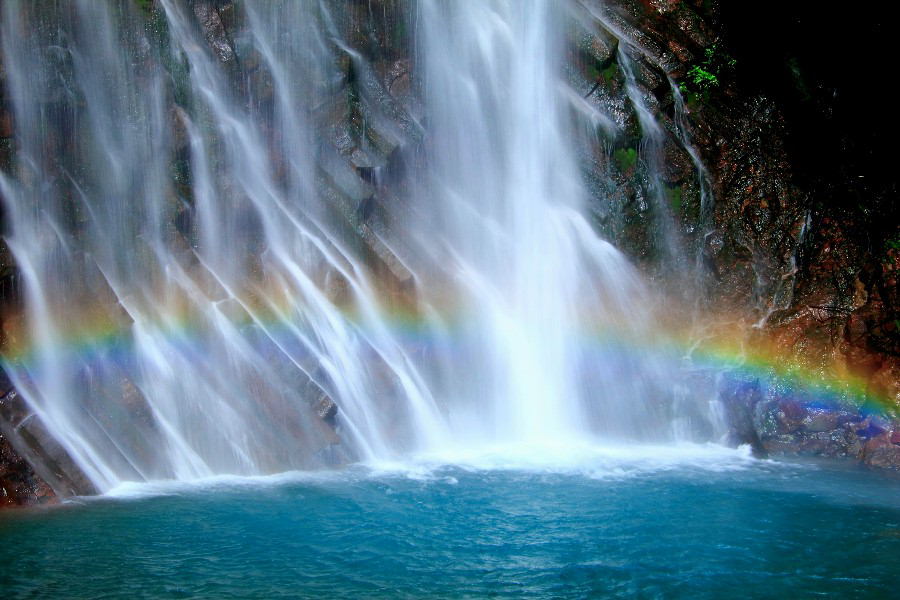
[2,0,725,492]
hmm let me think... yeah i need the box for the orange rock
[0,110,11,138]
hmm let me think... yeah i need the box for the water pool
[2,448,899,598]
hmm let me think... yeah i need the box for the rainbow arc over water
[2,290,895,419]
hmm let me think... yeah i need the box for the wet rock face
[699,98,807,316]
[315,395,339,428]
[0,375,55,506]
[863,437,900,471]
[586,0,898,419]
[0,59,11,172]
[717,380,766,456]
[192,1,236,64]
[532,0,900,464]
[0,433,56,507]
[719,377,900,471]
[0,385,98,499]
[0,0,897,487]
[0,0,422,493]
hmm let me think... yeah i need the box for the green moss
[584,56,617,85]
[687,65,719,89]
[613,147,637,172]
[667,185,683,213]
[601,62,619,82]
[883,236,900,265]
[392,16,408,52]
[678,42,736,102]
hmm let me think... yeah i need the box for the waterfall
[0,0,725,492]
[410,0,686,446]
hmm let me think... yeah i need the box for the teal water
[2,451,900,599]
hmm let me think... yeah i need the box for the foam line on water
[99,442,773,500]
[363,441,769,480]
[102,469,354,500]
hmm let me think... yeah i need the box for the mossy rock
[613,147,637,173]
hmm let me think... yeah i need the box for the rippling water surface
[3,447,900,599]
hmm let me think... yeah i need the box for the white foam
[102,469,351,500]
[363,440,764,481]
[99,442,773,499]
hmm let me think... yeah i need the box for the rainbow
[1,295,896,419]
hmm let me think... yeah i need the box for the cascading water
[408,0,707,448]
[0,0,726,493]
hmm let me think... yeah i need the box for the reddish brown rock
[862,432,900,470]
[0,109,11,139]
[0,432,56,507]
